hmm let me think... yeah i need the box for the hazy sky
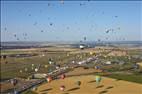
[1,1,142,42]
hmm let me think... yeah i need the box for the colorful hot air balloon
[47,76,52,83]
[10,79,17,86]
[60,74,66,79]
[60,85,65,91]
[95,75,102,87]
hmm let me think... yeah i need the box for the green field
[0,48,93,80]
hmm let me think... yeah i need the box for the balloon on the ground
[60,74,66,79]
[35,68,38,72]
[19,70,23,73]
[76,81,81,86]
[24,68,28,72]
[60,85,65,91]
[47,76,52,83]
[45,65,48,68]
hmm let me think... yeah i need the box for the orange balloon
[47,76,52,83]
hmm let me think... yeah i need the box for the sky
[1,1,142,42]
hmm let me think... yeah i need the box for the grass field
[0,48,95,80]
[1,47,142,94]
[33,68,142,94]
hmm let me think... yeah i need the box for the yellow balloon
[90,52,93,55]
[45,65,48,68]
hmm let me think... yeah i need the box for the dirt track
[34,68,142,94]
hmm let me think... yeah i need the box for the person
[95,75,102,87]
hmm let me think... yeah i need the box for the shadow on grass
[96,85,104,88]
[67,87,80,91]
[88,80,96,83]
[99,90,108,94]
[115,79,122,81]
[41,93,47,94]
[62,93,69,94]
[40,88,52,92]
[106,86,113,89]
[2,88,14,93]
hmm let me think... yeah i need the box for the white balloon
[35,68,38,72]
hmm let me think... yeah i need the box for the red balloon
[60,74,66,79]
[60,85,65,91]
[47,76,52,83]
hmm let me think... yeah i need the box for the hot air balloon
[95,75,102,87]
[10,79,17,86]
[60,74,66,79]
[19,70,23,73]
[24,68,28,72]
[84,37,86,41]
[79,45,85,50]
[32,64,34,67]
[60,85,65,91]
[56,64,60,69]
[4,27,7,31]
[60,0,64,4]
[76,81,81,87]
[35,68,38,72]
[49,23,53,26]
[5,61,8,64]
[3,55,7,59]
[45,65,48,68]
[47,76,52,83]
[90,52,93,55]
